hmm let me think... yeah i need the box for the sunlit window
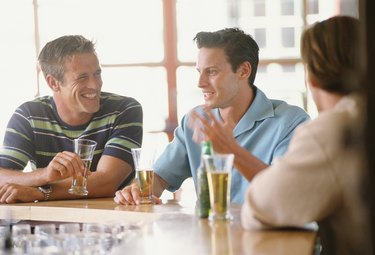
[281,0,294,15]
[307,0,319,14]
[253,0,266,16]
[281,27,295,47]
[254,28,267,48]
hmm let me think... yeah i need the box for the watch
[38,185,52,201]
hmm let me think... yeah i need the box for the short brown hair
[301,16,361,95]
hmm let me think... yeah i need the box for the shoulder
[251,87,309,123]
[16,96,54,115]
[305,98,358,137]
[99,92,142,111]
[100,92,141,105]
[271,99,309,119]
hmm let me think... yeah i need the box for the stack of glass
[0,222,140,255]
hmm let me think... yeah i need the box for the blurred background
[0,0,359,201]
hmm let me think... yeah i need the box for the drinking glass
[131,148,155,205]
[204,153,234,221]
[11,224,31,252]
[68,138,97,196]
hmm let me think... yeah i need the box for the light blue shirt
[154,87,310,203]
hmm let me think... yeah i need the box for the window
[281,27,295,48]
[254,28,267,48]
[307,0,319,14]
[253,0,266,16]
[281,0,294,15]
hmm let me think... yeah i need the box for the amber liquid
[136,169,154,204]
[68,159,91,196]
[207,172,231,220]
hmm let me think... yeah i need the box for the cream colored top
[241,96,371,255]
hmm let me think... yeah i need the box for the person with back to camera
[0,35,143,203]
[194,16,371,255]
[114,28,310,206]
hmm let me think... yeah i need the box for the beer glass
[68,138,97,196]
[204,153,234,221]
[131,148,155,205]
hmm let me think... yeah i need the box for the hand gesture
[189,108,237,154]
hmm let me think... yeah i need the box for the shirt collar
[233,86,275,137]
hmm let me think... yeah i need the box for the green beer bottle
[196,141,213,218]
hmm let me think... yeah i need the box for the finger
[63,151,85,175]
[50,153,72,177]
[205,110,221,127]
[190,111,209,142]
[130,185,141,205]
[114,190,127,205]
[0,184,8,199]
[59,152,83,176]
[152,195,162,204]
[5,192,17,204]
[1,188,13,204]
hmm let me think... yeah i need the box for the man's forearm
[231,145,268,181]
[0,168,47,187]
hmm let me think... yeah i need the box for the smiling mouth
[81,93,98,99]
[203,91,214,99]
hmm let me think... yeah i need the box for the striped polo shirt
[0,92,143,188]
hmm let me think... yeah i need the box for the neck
[219,86,255,124]
[316,90,344,113]
[54,98,93,126]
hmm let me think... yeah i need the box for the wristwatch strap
[38,185,52,201]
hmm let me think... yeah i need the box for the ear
[46,74,60,92]
[306,71,320,89]
[237,61,251,80]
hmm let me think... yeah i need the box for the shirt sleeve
[154,115,193,192]
[101,97,143,187]
[241,122,341,229]
[0,106,34,169]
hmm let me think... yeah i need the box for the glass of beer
[204,153,234,221]
[131,148,155,205]
[68,138,97,196]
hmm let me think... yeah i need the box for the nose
[87,75,102,90]
[197,73,208,88]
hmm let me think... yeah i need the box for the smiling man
[114,28,310,206]
[0,35,143,203]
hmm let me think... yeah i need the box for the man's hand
[0,183,43,203]
[189,108,237,154]
[114,182,162,205]
[44,151,87,183]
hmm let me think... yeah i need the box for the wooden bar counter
[0,198,317,255]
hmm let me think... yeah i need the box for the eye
[207,68,218,76]
[77,75,88,81]
[94,70,102,77]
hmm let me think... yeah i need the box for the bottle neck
[201,141,212,156]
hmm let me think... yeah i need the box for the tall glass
[204,153,234,221]
[68,138,97,196]
[131,148,155,205]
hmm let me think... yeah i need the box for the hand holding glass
[131,148,155,205]
[204,153,234,221]
[68,138,97,196]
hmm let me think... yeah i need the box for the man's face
[57,52,102,121]
[196,47,241,109]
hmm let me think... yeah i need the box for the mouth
[203,91,214,100]
[81,92,98,100]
